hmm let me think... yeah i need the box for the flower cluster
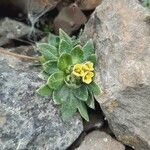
[72,61,94,84]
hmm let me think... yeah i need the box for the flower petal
[82,71,94,84]
[72,64,84,77]
[83,61,94,71]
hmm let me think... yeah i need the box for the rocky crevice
[0,0,150,150]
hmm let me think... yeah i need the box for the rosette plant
[36,29,102,121]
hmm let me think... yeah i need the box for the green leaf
[88,82,102,95]
[74,85,88,101]
[59,39,72,54]
[65,79,81,89]
[47,72,64,90]
[72,36,80,47]
[39,56,47,64]
[60,92,78,121]
[143,0,150,8]
[57,53,72,72]
[77,101,89,121]
[87,54,97,65]
[82,39,95,59]
[36,84,53,96]
[48,33,59,47]
[53,85,70,104]
[86,91,95,109]
[61,102,77,121]
[38,71,49,80]
[59,29,72,45]
[37,43,58,60]
[43,60,58,75]
[71,45,84,64]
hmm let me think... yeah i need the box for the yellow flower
[72,61,95,84]
[82,61,94,72]
[82,71,94,84]
[72,64,84,77]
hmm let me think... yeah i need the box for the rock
[83,113,104,132]
[10,45,39,57]
[81,0,150,149]
[0,0,60,15]
[54,3,87,35]
[0,54,83,150]
[56,1,71,11]
[76,131,125,150]
[0,18,41,46]
[76,0,102,10]
[83,107,104,132]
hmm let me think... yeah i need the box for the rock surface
[81,0,150,149]
[83,108,104,132]
[0,54,83,150]
[77,0,102,10]
[0,18,41,46]
[76,131,125,150]
[0,0,60,15]
[54,4,87,35]
[10,45,39,57]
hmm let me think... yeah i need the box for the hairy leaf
[37,43,58,61]
[57,53,72,72]
[47,72,64,90]
[43,60,58,75]
[53,85,70,104]
[71,45,84,64]
[87,54,97,65]
[82,39,95,59]
[77,100,89,121]
[143,0,150,8]
[86,91,95,109]
[88,82,102,95]
[61,92,78,121]
[48,33,59,47]
[36,84,53,96]
[59,29,72,45]
[59,39,72,54]
[38,71,49,80]
[61,103,77,121]
[74,85,88,101]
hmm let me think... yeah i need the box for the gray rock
[10,45,39,57]
[77,0,102,10]
[54,4,87,35]
[0,18,41,46]
[83,110,104,132]
[81,0,150,149]
[76,131,125,150]
[0,0,60,15]
[0,54,83,150]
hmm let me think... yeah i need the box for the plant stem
[0,48,39,61]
